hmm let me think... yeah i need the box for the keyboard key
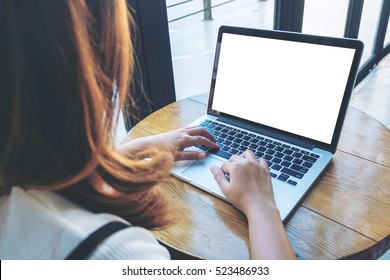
[264,154,273,160]
[281,161,291,167]
[272,157,282,164]
[272,164,282,171]
[214,149,232,160]
[259,141,268,146]
[221,146,230,152]
[278,173,289,182]
[290,164,309,174]
[270,172,277,178]
[293,158,303,165]
[302,161,313,168]
[241,140,250,146]
[301,150,310,155]
[291,147,300,152]
[238,146,246,151]
[287,180,298,186]
[255,151,264,158]
[231,143,239,148]
[284,149,294,155]
[258,146,267,152]
[242,144,250,150]
[310,153,320,158]
[275,152,284,158]
[292,152,303,158]
[302,155,318,163]
[266,149,276,155]
[266,143,276,149]
[284,155,293,161]
[222,140,232,146]
[275,146,285,152]
[281,167,304,179]
[249,143,258,149]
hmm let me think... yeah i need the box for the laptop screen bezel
[206,25,363,153]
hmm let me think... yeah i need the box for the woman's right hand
[210,150,277,216]
[210,149,296,259]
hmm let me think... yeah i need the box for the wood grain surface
[124,98,389,259]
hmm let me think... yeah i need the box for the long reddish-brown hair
[0,0,174,228]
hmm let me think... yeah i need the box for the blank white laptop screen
[212,33,356,144]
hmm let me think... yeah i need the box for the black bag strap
[65,221,130,260]
[65,220,201,260]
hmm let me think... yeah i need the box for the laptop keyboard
[198,120,320,186]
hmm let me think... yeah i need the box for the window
[302,0,349,38]
[385,14,390,46]
[167,0,274,100]
[358,0,382,64]
[118,0,390,140]
[167,0,389,101]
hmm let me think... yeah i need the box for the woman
[0,0,295,259]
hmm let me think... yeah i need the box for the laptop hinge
[217,116,315,150]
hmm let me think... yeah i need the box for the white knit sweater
[0,187,170,260]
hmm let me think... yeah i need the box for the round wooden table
[124,96,390,259]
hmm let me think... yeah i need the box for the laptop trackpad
[182,156,226,199]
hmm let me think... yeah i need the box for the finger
[241,149,257,160]
[210,165,229,192]
[178,135,202,149]
[258,157,269,168]
[228,154,245,162]
[175,151,207,161]
[195,136,219,149]
[220,161,235,174]
[187,127,216,142]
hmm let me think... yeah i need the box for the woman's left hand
[118,127,219,161]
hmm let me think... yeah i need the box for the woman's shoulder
[0,187,169,260]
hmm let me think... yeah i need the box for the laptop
[171,25,363,221]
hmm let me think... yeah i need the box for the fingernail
[198,153,206,159]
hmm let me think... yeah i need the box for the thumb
[210,165,229,193]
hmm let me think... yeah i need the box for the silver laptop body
[171,26,363,221]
